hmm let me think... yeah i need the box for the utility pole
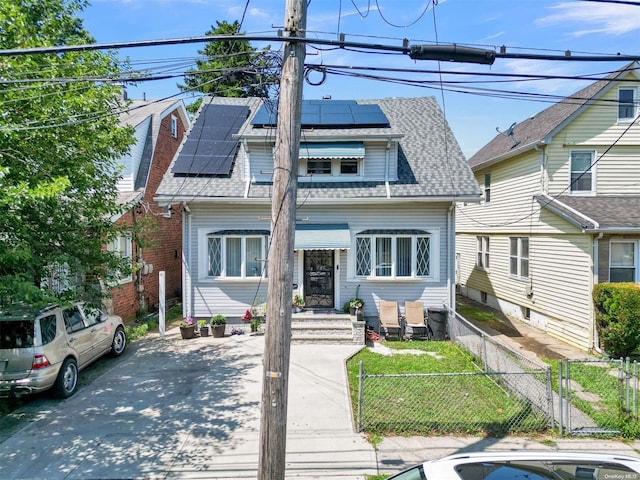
[257,0,306,479]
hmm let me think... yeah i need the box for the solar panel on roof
[172,104,249,176]
[250,100,389,128]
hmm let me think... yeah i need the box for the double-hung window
[477,236,489,269]
[107,234,133,284]
[610,241,637,282]
[355,230,432,279]
[570,150,595,194]
[509,237,529,279]
[170,114,178,138]
[207,232,268,278]
[483,173,491,204]
[618,88,637,122]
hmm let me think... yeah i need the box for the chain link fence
[559,358,640,437]
[356,308,554,436]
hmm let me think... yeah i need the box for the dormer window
[299,142,364,179]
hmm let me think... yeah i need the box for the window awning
[294,223,351,250]
[299,142,364,159]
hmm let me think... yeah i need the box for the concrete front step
[290,314,357,344]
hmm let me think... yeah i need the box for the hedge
[593,283,640,358]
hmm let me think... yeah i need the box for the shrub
[210,314,226,325]
[593,283,640,357]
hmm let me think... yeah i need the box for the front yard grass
[347,341,549,437]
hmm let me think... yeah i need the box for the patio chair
[404,301,431,340]
[378,300,402,340]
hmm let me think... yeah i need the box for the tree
[0,0,136,305]
[179,20,281,113]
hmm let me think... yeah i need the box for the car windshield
[455,460,638,480]
[0,320,35,349]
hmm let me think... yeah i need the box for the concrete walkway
[0,329,375,479]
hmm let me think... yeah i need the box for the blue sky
[81,0,640,158]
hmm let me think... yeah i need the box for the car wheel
[53,358,78,398]
[110,326,126,357]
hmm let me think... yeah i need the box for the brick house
[105,98,190,321]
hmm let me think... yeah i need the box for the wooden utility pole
[257,0,306,479]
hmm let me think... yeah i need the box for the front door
[303,250,334,308]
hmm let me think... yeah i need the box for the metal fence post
[626,357,631,413]
[357,360,364,432]
[558,360,563,436]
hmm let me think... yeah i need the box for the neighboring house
[155,96,480,322]
[456,62,640,351]
[106,97,191,321]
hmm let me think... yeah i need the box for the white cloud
[536,1,640,37]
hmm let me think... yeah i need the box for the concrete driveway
[0,328,376,479]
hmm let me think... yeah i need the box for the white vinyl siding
[188,203,449,318]
[248,141,398,183]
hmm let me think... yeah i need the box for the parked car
[387,451,640,479]
[0,302,126,398]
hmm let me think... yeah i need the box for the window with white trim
[610,241,637,282]
[618,88,637,122]
[170,114,178,138]
[107,234,133,284]
[477,236,489,269]
[509,237,529,279]
[355,232,431,278]
[483,173,491,203]
[570,150,595,194]
[207,233,267,278]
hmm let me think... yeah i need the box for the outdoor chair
[403,301,431,340]
[378,300,402,340]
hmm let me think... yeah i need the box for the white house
[156,96,481,322]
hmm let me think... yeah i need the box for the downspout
[593,231,604,354]
[182,202,191,320]
[447,204,455,310]
[385,140,391,198]
[243,140,251,198]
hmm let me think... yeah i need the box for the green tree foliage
[179,20,281,113]
[593,283,640,357]
[0,0,136,305]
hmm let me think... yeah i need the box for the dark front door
[303,250,334,308]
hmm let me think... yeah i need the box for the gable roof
[155,96,481,204]
[117,98,189,197]
[468,62,640,170]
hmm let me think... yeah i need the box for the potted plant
[250,318,262,333]
[197,319,209,337]
[292,294,305,313]
[349,298,364,316]
[179,317,196,339]
[210,314,226,338]
[241,309,252,324]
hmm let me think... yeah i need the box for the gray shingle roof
[536,194,640,231]
[468,62,638,169]
[156,96,481,202]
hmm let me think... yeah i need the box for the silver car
[387,451,640,479]
[0,302,126,398]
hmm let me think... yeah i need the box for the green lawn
[347,341,549,437]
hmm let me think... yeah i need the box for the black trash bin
[427,307,448,340]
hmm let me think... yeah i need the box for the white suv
[388,451,640,479]
[0,302,126,398]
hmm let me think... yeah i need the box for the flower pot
[199,326,210,337]
[180,325,196,339]
[292,306,304,313]
[211,324,226,338]
[349,307,356,316]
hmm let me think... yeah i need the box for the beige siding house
[456,62,640,351]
